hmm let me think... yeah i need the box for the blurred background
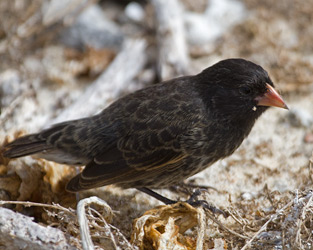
[0,0,312,126]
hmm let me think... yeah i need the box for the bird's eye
[240,86,251,95]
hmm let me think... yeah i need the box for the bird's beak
[255,83,288,109]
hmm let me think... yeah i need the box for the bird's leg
[75,167,81,202]
[137,187,228,217]
[137,187,176,204]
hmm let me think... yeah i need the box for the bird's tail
[2,121,93,165]
[2,122,70,159]
[2,133,52,158]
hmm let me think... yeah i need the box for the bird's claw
[185,189,229,218]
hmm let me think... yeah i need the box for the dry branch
[43,0,96,26]
[151,0,189,80]
[50,38,147,125]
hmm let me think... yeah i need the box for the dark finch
[3,58,288,203]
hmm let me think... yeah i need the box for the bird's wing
[66,125,188,191]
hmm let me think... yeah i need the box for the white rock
[0,70,22,107]
[287,107,313,128]
[241,192,257,201]
[185,0,247,45]
[125,2,145,22]
[60,4,124,50]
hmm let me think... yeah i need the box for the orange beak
[255,83,288,109]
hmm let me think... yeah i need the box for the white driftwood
[43,0,96,26]
[49,38,147,125]
[151,0,189,80]
[16,0,95,39]
[0,207,76,250]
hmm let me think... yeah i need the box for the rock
[0,207,77,250]
[287,107,313,128]
[185,0,247,45]
[125,2,145,22]
[0,70,22,108]
[60,4,124,50]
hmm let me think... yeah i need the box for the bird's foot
[185,189,228,217]
[137,187,228,217]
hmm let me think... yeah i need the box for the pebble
[287,107,313,128]
[125,2,145,22]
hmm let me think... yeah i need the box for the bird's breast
[191,122,250,161]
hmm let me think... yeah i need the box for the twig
[88,207,118,248]
[77,196,114,250]
[205,211,249,240]
[109,224,136,250]
[151,0,189,80]
[226,208,247,227]
[0,200,75,216]
[89,207,134,250]
[309,152,313,183]
[241,200,294,250]
[296,191,313,247]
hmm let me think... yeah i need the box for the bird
[2,58,288,204]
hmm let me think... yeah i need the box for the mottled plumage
[3,59,287,198]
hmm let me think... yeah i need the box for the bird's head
[197,58,288,122]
